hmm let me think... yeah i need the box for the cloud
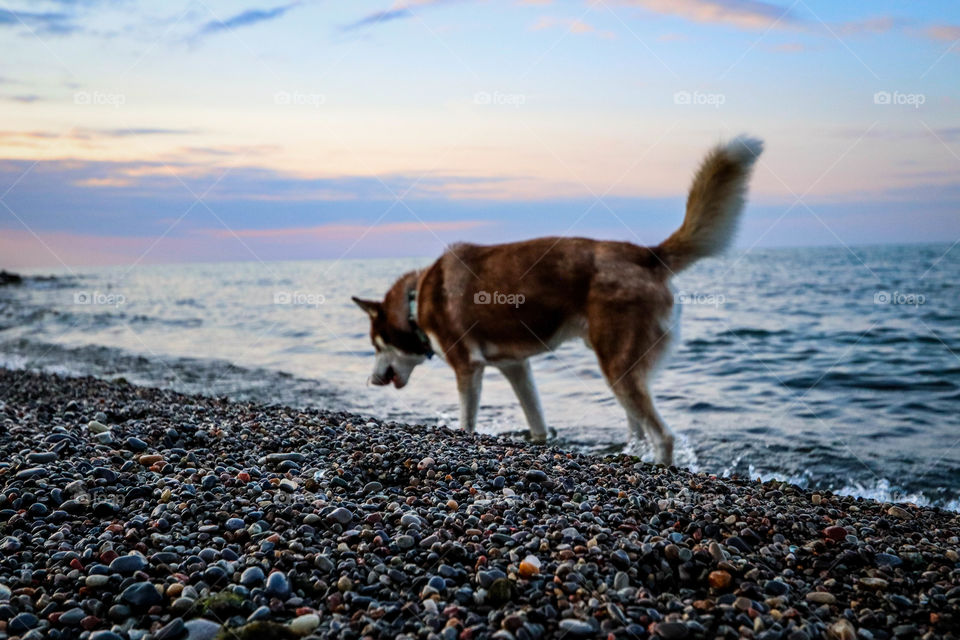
[89,128,198,137]
[4,94,44,103]
[0,8,78,34]
[833,16,900,36]
[204,219,489,240]
[195,2,299,39]
[531,16,615,39]
[621,0,798,31]
[341,0,455,32]
[341,8,413,31]
[766,41,805,52]
[0,127,198,149]
[657,32,688,41]
[926,24,960,42]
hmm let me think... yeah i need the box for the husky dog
[353,136,763,465]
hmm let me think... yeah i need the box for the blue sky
[1,0,958,267]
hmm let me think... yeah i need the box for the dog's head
[353,273,430,389]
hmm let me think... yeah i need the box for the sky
[1,0,959,268]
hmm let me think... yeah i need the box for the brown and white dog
[353,136,763,465]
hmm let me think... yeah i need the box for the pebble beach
[1,368,958,640]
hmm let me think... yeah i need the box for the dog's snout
[370,366,396,386]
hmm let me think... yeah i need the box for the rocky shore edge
[0,368,958,640]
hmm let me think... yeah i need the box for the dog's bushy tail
[657,136,763,273]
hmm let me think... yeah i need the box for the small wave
[716,328,790,339]
[0,338,341,411]
[781,372,957,392]
[127,314,204,328]
[688,401,738,412]
[622,432,699,472]
[835,478,960,511]
[722,462,959,511]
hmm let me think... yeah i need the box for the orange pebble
[518,555,541,578]
[708,570,732,590]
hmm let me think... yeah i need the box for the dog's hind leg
[498,360,548,444]
[588,299,675,465]
[456,366,484,434]
[627,415,650,444]
[621,384,674,465]
[604,372,673,465]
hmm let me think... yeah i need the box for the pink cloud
[926,24,960,41]
[622,0,794,31]
[0,220,491,268]
[205,220,489,240]
[531,16,615,39]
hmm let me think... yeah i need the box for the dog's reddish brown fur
[354,136,763,464]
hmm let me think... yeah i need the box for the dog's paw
[525,426,557,445]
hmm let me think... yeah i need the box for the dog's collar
[408,289,434,359]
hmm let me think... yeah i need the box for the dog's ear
[352,296,382,319]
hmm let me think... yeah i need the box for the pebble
[400,513,422,527]
[709,570,732,589]
[657,621,690,639]
[557,619,595,638]
[9,612,38,633]
[241,566,266,586]
[86,574,111,587]
[525,469,548,482]
[184,619,221,640]
[120,582,162,608]
[327,507,352,525]
[859,577,889,590]
[87,419,110,433]
[59,607,85,626]
[27,451,57,463]
[1,369,957,640]
[610,549,630,569]
[109,553,148,574]
[290,613,320,635]
[265,571,291,599]
[126,436,149,452]
[155,618,186,640]
[518,554,541,577]
[805,591,837,604]
[823,526,847,541]
[887,505,911,520]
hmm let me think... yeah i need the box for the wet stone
[265,571,291,599]
[120,582,162,608]
[557,619,595,638]
[109,553,148,574]
[327,507,352,525]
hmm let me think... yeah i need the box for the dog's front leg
[456,366,484,434]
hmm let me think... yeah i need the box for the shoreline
[0,369,958,639]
